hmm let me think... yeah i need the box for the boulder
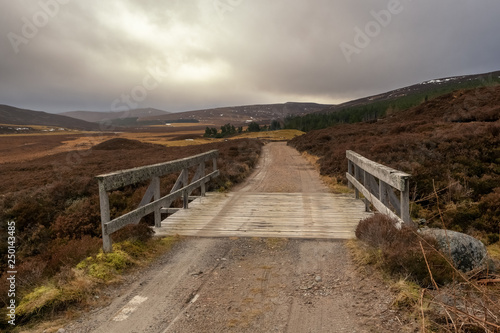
[419,228,487,273]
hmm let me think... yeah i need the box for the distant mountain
[139,102,332,126]
[284,70,500,131]
[0,104,101,131]
[60,108,170,123]
[323,70,500,113]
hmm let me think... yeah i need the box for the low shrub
[112,223,155,244]
[355,213,400,248]
[356,214,455,287]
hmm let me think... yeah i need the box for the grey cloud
[0,0,499,113]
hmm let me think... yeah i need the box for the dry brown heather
[289,86,500,242]
[0,138,263,306]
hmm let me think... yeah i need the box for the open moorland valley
[2,1,500,332]
[0,70,499,332]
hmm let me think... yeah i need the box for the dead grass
[352,213,500,332]
[488,243,500,261]
[300,151,351,194]
[1,125,287,164]
[235,129,304,141]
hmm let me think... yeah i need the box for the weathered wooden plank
[170,169,187,193]
[400,178,413,226]
[104,170,218,234]
[155,192,372,239]
[98,180,112,252]
[137,179,156,208]
[387,186,401,216]
[346,173,403,227]
[155,229,356,239]
[96,150,218,191]
[153,176,161,227]
[161,208,180,214]
[346,150,410,191]
[188,164,204,197]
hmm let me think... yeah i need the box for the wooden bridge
[96,143,411,252]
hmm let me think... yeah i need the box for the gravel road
[64,142,414,333]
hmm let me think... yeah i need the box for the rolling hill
[0,104,101,131]
[285,70,500,131]
[60,108,170,123]
[327,70,500,111]
[139,102,332,126]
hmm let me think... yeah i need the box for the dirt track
[64,143,412,333]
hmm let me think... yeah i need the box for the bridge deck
[154,192,372,239]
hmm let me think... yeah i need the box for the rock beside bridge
[419,228,488,273]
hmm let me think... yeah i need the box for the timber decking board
[154,193,372,239]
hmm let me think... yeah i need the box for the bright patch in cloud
[173,60,230,83]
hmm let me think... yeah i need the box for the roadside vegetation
[290,85,500,244]
[350,214,500,332]
[285,75,500,132]
[0,137,263,330]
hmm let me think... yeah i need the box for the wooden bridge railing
[96,150,219,252]
[346,150,413,227]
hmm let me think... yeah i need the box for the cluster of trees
[284,106,383,132]
[246,120,281,132]
[204,123,242,138]
[204,120,282,138]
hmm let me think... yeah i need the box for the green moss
[118,240,148,257]
[76,248,134,281]
[17,285,61,317]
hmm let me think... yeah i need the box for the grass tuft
[390,279,423,311]
[17,285,61,318]
[487,243,500,260]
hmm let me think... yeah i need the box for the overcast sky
[1,0,499,113]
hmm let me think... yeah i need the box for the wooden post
[153,176,161,227]
[363,170,370,212]
[379,180,389,207]
[347,160,353,190]
[400,177,411,225]
[182,168,189,209]
[200,162,206,196]
[369,174,379,199]
[213,158,217,172]
[98,181,112,252]
[354,165,360,199]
